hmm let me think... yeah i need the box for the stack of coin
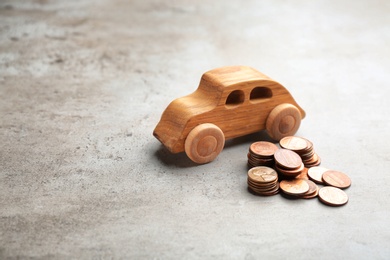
[247,141,278,168]
[245,137,351,206]
[274,149,305,178]
[247,166,279,196]
[279,136,321,167]
[279,178,319,199]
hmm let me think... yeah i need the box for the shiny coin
[300,150,315,160]
[279,136,308,152]
[247,153,274,163]
[248,153,274,161]
[247,178,278,188]
[287,179,317,198]
[305,155,321,168]
[249,181,278,192]
[274,149,302,169]
[300,180,318,199]
[296,167,309,180]
[302,137,313,151]
[250,141,278,158]
[275,162,304,177]
[303,153,320,164]
[247,166,278,183]
[247,159,274,168]
[279,179,309,195]
[308,166,328,184]
[318,186,349,206]
[248,184,280,196]
[302,186,319,199]
[322,170,351,189]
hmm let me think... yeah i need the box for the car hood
[153,88,219,153]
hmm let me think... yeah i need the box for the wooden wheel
[266,103,302,141]
[184,123,225,164]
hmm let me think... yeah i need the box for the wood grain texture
[266,103,302,141]
[184,123,225,164]
[153,66,305,155]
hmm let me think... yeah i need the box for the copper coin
[288,179,317,198]
[247,154,274,163]
[301,137,314,151]
[300,180,318,198]
[248,185,278,193]
[279,136,308,152]
[247,166,278,183]
[296,167,309,180]
[248,175,278,185]
[250,141,278,157]
[303,153,319,164]
[249,182,280,196]
[248,184,278,193]
[302,186,319,199]
[274,149,302,169]
[305,155,321,168]
[301,150,315,160]
[322,170,351,189]
[249,156,275,164]
[276,162,304,173]
[247,158,274,166]
[248,153,274,160]
[279,179,309,195]
[307,166,328,184]
[275,163,304,177]
[318,186,349,206]
[248,180,278,189]
[247,178,277,188]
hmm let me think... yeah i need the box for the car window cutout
[226,90,244,108]
[250,87,272,102]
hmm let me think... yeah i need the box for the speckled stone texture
[1,0,390,259]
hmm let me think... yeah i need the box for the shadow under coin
[279,191,300,200]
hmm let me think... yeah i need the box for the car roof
[200,66,272,93]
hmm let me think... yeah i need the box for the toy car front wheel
[266,103,302,141]
[185,123,225,164]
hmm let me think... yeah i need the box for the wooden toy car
[153,66,305,164]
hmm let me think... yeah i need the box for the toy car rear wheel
[185,123,225,164]
[266,103,302,141]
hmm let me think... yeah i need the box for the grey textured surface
[1,0,390,259]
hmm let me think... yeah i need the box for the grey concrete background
[1,0,389,259]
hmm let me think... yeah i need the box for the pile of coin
[279,136,321,167]
[308,167,351,189]
[246,136,352,207]
[279,178,319,199]
[274,149,305,178]
[307,166,328,184]
[307,166,351,206]
[247,141,278,168]
[247,166,279,196]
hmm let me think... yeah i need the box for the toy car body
[153,66,305,163]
